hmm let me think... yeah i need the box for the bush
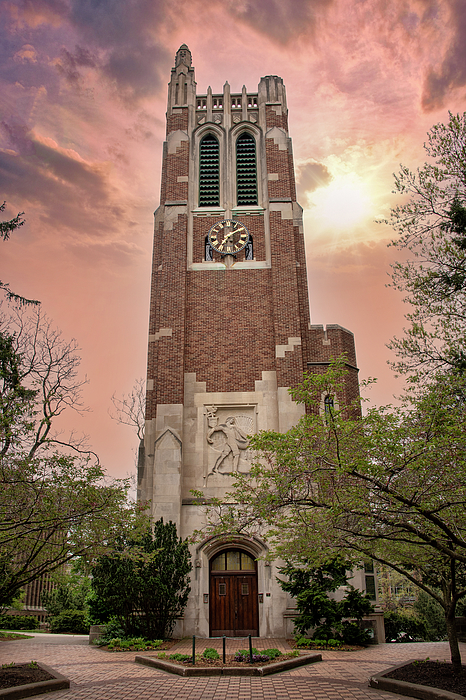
[169,653,191,662]
[262,648,281,660]
[202,647,220,660]
[91,519,191,640]
[414,591,447,641]
[49,610,89,634]
[278,560,373,645]
[106,637,162,651]
[384,611,427,642]
[341,621,372,646]
[0,615,39,630]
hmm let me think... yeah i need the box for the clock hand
[220,231,235,245]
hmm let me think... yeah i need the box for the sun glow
[308,174,373,230]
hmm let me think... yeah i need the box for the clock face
[208,220,249,255]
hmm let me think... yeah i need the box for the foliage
[169,653,191,662]
[414,591,447,641]
[383,610,428,643]
[91,617,125,645]
[106,637,162,651]
[49,610,89,634]
[42,568,91,617]
[202,647,220,660]
[296,636,342,649]
[90,519,192,640]
[377,564,418,611]
[0,203,39,307]
[278,559,373,644]
[0,307,138,607]
[0,615,39,630]
[201,360,466,666]
[388,112,466,377]
[262,648,281,659]
[233,648,281,663]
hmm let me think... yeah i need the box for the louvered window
[236,133,257,205]
[199,134,220,206]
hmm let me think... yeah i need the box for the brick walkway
[1,636,464,700]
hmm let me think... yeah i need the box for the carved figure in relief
[207,416,250,474]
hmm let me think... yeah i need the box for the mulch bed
[0,663,53,689]
[386,661,466,697]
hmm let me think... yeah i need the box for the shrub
[169,653,191,662]
[413,591,447,641]
[341,621,372,646]
[91,519,191,640]
[384,611,427,642]
[278,560,373,645]
[202,647,220,660]
[262,648,281,660]
[49,610,88,634]
[0,615,39,630]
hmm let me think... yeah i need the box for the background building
[138,45,364,638]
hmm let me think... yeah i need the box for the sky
[1,0,466,481]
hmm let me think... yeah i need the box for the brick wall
[265,105,288,131]
[266,140,294,200]
[185,268,275,392]
[146,213,188,416]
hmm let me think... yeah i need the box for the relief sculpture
[206,406,253,476]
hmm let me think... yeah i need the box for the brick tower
[138,45,361,638]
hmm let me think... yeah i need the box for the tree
[109,378,146,473]
[278,558,373,645]
[388,112,466,377]
[0,203,39,306]
[42,565,91,635]
[0,306,139,606]
[90,519,192,639]
[200,362,466,666]
[0,305,92,459]
[110,378,145,444]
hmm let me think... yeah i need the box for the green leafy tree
[201,362,466,667]
[388,112,466,376]
[278,558,373,645]
[0,308,140,607]
[414,591,447,641]
[0,203,39,306]
[42,566,91,616]
[90,519,191,639]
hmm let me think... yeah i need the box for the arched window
[211,549,256,571]
[199,134,220,206]
[236,133,257,205]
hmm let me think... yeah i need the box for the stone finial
[175,44,192,68]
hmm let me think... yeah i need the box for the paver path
[1,636,464,700]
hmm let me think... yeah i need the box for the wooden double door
[210,572,258,636]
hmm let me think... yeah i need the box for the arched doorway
[209,549,259,637]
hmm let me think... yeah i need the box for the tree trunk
[446,607,462,669]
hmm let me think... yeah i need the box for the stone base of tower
[138,370,306,638]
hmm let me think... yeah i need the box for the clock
[208,219,249,255]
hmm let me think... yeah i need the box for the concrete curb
[369,660,465,700]
[0,662,70,700]
[135,652,322,677]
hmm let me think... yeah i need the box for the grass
[0,631,34,640]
